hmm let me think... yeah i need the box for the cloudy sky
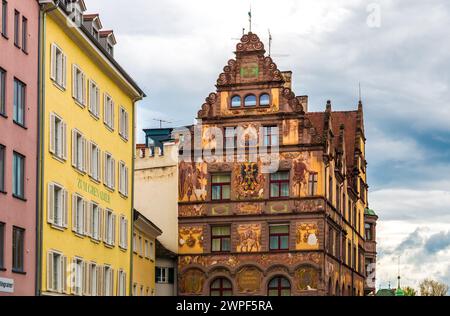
[86,0,450,291]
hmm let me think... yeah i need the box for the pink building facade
[0,0,39,296]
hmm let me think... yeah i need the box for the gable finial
[248,5,252,33]
[268,29,272,57]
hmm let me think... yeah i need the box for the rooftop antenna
[397,255,401,289]
[248,5,252,33]
[153,118,172,128]
[268,29,272,57]
[359,82,362,102]
[242,27,245,36]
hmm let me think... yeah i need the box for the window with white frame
[118,161,128,196]
[49,113,67,160]
[149,240,155,261]
[103,152,115,189]
[72,257,84,295]
[47,183,68,229]
[90,202,101,241]
[119,107,129,140]
[133,233,137,253]
[144,239,149,258]
[138,235,142,256]
[72,194,86,235]
[89,262,97,296]
[47,251,67,293]
[103,265,113,296]
[88,142,101,181]
[50,43,67,89]
[72,65,86,106]
[88,80,100,118]
[118,270,126,296]
[72,129,86,172]
[103,94,114,130]
[104,209,115,246]
[133,283,137,296]
[119,216,128,249]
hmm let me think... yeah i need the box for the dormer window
[231,95,241,108]
[260,93,270,106]
[107,42,114,55]
[92,26,99,40]
[244,94,257,107]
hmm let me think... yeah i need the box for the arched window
[259,93,270,106]
[244,94,257,107]
[268,276,291,296]
[231,95,241,108]
[335,281,340,296]
[210,278,233,296]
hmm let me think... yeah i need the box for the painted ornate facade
[176,32,374,296]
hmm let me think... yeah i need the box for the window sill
[73,98,86,109]
[14,43,21,50]
[1,33,8,40]
[90,237,101,244]
[13,120,27,130]
[104,243,115,249]
[119,134,129,143]
[50,224,66,231]
[51,154,66,164]
[52,81,66,92]
[0,112,7,119]
[104,185,115,193]
[104,123,114,133]
[12,269,26,275]
[88,176,101,185]
[0,190,7,195]
[12,194,27,202]
[73,232,85,239]
[22,49,28,55]
[88,111,100,121]
[0,267,6,271]
[72,167,86,176]
[119,192,128,199]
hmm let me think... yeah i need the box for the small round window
[244,94,257,107]
[260,94,270,106]
[231,95,241,108]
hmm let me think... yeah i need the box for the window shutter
[125,219,128,249]
[168,268,175,284]
[47,183,54,224]
[63,189,68,228]
[98,207,103,241]
[82,137,87,172]
[84,200,90,237]
[72,65,76,99]
[50,44,56,81]
[125,166,129,196]
[71,130,76,167]
[71,258,77,294]
[103,152,107,186]
[86,141,92,176]
[82,73,86,106]
[97,266,103,296]
[62,53,67,89]
[112,214,116,246]
[103,94,107,125]
[49,114,55,154]
[111,158,116,189]
[72,194,77,232]
[111,101,115,130]
[47,252,54,291]
[110,268,114,296]
[83,261,89,296]
[97,148,101,182]
[62,255,68,294]
[62,122,67,160]
[103,211,108,243]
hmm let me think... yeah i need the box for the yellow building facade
[37,1,144,296]
[132,210,162,296]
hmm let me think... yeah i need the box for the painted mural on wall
[295,222,320,250]
[179,269,206,295]
[235,203,263,215]
[236,224,262,252]
[179,226,204,254]
[280,152,319,197]
[179,161,208,202]
[179,204,206,217]
[282,119,299,145]
[295,267,319,291]
[234,162,265,199]
[236,266,263,294]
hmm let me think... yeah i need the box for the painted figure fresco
[179,161,208,202]
[179,226,204,254]
[179,269,206,294]
[295,267,319,291]
[296,223,320,250]
[237,224,262,252]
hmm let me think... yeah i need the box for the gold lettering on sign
[237,267,262,293]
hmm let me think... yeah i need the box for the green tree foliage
[403,286,417,296]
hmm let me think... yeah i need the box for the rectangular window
[72,129,86,172]
[149,240,155,261]
[328,176,333,203]
[13,10,19,46]
[118,161,128,197]
[47,251,67,293]
[133,233,137,253]
[119,107,129,140]
[353,246,357,269]
[13,78,25,126]
[0,144,4,192]
[72,65,86,106]
[224,127,236,149]
[138,235,142,255]
[119,216,128,249]
[103,94,114,130]
[89,263,97,296]
[211,226,231,253]
[49,113,67,160]
[103,265,113,296]
[144,240,149,258]
[156,267,172,284]
[269,224,289,251]
[270,172,289,198]
[263,126,279,147]
[103,152,115,189]
[347,241,351,266]
[71,194,86,235]
[90,202,101,241]
[88,141,101,181]
[0,68,5,115]
[12,226,24,272]
[0,222,4,269]
[118,270,126,296]
[308,172,318,196]
[365,223,372,241]
[21,16,27,53]
[47,183,68,228]
[104,209,115,246]
[211,173,231,201]
[72,258,83,295]
[336,184,340,212]
[50,43,67,89]
[12,151,24,199]
[360,179,366,203]
[1,1,7,37]
[88,80,99,118]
